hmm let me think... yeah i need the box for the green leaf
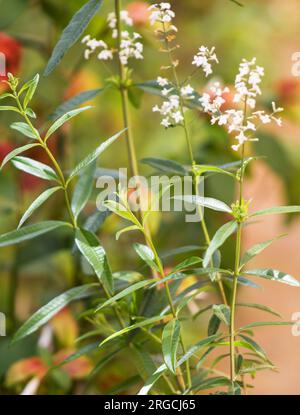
[75,229,114,294]
[71,160,96,219]
[18,187,61,228]
[0,143,40,170]
[99,315,169,348]
[240,235,286,268]
[174,195,232,213]
[0,106,21,113]
[116,225,140,240]
[193,164,236,179]
[193,376,231,392]
[162,319,181,374]
[238,321,293,332]
[88,348,121,381]
[50,88,104,120]
[138,364,167,396]
[251,206,300,217]
[44,0,104,75]
[12,284,98,343]
[177,334,219,366]
[10,122,39,139]
[12,156,58,181]
[54,342,98,368]
[95,279,154,312]
[244,269,300,287]
[236,303,281,318]
[212,304,230,326]
[104,200,139,225]
[170,256,202,274]
[203,221,237,267]
[160,245,203,259]
[208,315,221,336]
[67,129,124,182]
[23,74,40,108]
[0,221,70,247]
[141,157,187,175]
[133,243,158,271]
[45,106,92,141]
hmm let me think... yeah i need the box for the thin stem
[145,233,192,392]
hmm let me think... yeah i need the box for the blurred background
[1,0,300,395]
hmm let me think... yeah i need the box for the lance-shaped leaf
[104,200,139,225]
[203,221,237,267]
[208,315,221,336]
[0,143,40,170]
[192,376,231,393]
[193,164,236,179]
[251,206,300,217]
[212,304,231,326]
[67,129,124,182]
[244,269,300,287]
[44,0,104,75]
[45,106,92,141]
[116,225,140,240]
[238,321,294,333]
[10,122,39,139]
[50,88,104,120]
[0,106,21,113]
[133,243,159,271]
[138,364,167,396]
[174,195,232,214]
[0,221,70,247]
[177,334,219,366]
[95,279,154,312]
[240,234,286,268]
[162,319,181,374]
[141,157,187,175]
[236,303,281,318]
[23,74,40,108]
[12,156,58,181]
[75,229,114,294]
[18,186,61,228]
[170,256,202,274]
[71,161,96,219]
[12,284,98,343]
[99,315,170,348]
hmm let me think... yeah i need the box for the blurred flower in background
[0,32,22,90]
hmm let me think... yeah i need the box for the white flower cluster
[82,10,143,66]
[199,59,283,151]
[152,77,195,128]
[192,46,219,77]
[149,3,176,26]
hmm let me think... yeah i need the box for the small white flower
[157,76,169,87]
[149,3,175,26]
[181,84,194,97]
[192,46,219,77]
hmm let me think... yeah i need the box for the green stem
[161,24,228,306]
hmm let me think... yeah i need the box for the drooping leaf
[223,275,261,289]
[18,187,61,228]
[0,106,21,113]
[10,122,39,139]
[75,229,114,294]
[141,157,187,175]
[67,129,124,182]
[44,0,104,75]
[133,243,159,271]
[174,195,232,213]
[71,160,96,219]
[192,376,231,392]
[162,319,181,374]
[212,304,230,326]
[116,225,140,240]
[45,106,92,141]
[240,235,286,268]
[193,164,236,179]
[244,269,300,287]
[236,303,281,318]
[12,156,58,181]
[203,221,237,267]
[49,88,104,120]
[251,206,300,217]
[99,315,170,348]
[12,284,98,343]
[0,221,70,247]
[95,279,154,312]
[0,143,40,170]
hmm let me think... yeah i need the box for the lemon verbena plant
[1,0,300,397]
